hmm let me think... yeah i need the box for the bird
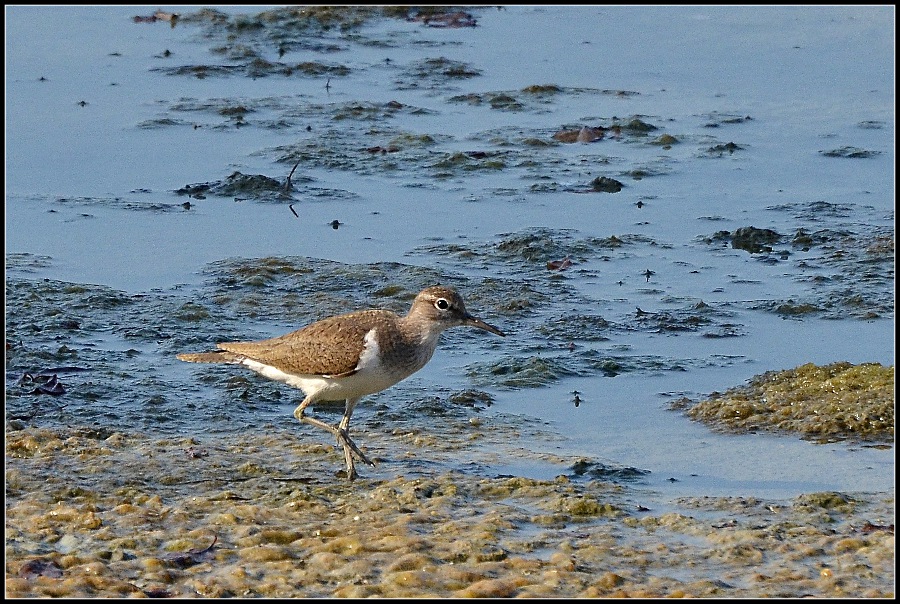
[177,285,505,479]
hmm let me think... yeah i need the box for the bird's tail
[176,351,243,364]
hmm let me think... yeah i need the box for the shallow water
[5,5,895,597]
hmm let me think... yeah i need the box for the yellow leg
[293,396,374,479]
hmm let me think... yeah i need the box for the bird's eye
[435,298,450,310]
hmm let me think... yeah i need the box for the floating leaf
[547,257,573,271]
[553,126,605,143]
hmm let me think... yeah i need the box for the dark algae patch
[680,362,894,443]
[176,171,292,202]
[819,146,881,159]
[703,220,894,320]
[728,226,782,254]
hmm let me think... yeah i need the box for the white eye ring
[435,298,450,310]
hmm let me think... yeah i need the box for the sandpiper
[177,286,505,479]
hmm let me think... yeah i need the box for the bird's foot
[336,428,376,468]
[294,407,374,479]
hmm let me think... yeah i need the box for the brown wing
[217,310,392,377]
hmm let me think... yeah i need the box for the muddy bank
[5,426,894,598]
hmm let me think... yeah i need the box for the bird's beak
[465,314,506,337]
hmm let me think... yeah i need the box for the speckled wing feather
[216,310,395,377]
[176,351,243,363]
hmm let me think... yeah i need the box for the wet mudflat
[5,425,895,598]
[5,5,894,598]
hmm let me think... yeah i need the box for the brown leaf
[576,126,605,142]
[547,257,573,271]
[552,129,579,143]
[553,126,605,143]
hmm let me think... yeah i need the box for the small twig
[284,159,301,192]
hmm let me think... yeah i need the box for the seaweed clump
[684,362,894,443]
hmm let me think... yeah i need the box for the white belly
[240,357,420,402]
